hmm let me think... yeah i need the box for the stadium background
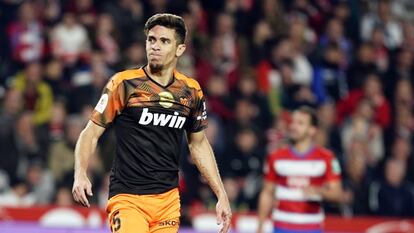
[0,0,414,232]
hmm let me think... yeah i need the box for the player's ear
[176,44,186,57]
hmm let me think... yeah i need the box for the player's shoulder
[268,146,290,159]
[107,68,146,91]
[174,70,202,91]
[314,146,335,159]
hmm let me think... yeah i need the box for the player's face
[289,111,314,143]
[146,25,186,72]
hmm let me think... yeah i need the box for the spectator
[341,100,384,166]
[48,115,85,184]
[342,144,371,215]
[54,186,75,207]
[93,13,120,66]
[337,73,391,129]
[0,178,35,207]
[0,89,23,181]
[25,161,54,204]
[312,43,348,104]
[369,158,414,217]
[50,12,90,67]
[11,62,53,126]
[361,0,403,49]
[347,43,378,90]
[7,2,44,64]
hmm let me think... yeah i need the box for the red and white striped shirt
[264,146,341,231]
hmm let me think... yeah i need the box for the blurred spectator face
[346,147,367,182]
[234,99,256,123]
[326,18,344,42]
[206,76,228,97]
[238,75,257,97]
[317,102,336,128]
[334,2,350,21]
[280,62,294,85]
[127,42,146,66]
[357,44,374,64]
[223,178,240,202]
[372,27,386,47]
[355,100,374,120]
[45,59,63,81]
[91,52,109,88]
[378,0,391,21]
[397,50,413,68]
[50,101,67,125]
[55,187,74,206]
[18,2,36,24]
[3,89,23,115]
[392,137,411,161]
[289,20,306,42]
[216,13,234,35]
[289,111,315,143]
[16,112,35,141]
[97,14,115,34]
[25,62,43,84]
[26,162,42,186]
[253,21,272,44]
[76,0,93,10]
[314,129,328,147]
[235,129,257,153]
[385,159,406,187]
[324,45,342,65]
[65,116,85,145]
[395,79,413,105]
[205,117,219,145]
[63,13,77,28]
[271,39,293,65]
[210,37,225,59]
[363,74,382,97]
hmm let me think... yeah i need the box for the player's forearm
[257,189,273,232]
[188,138,226,199]
[74,128,99,177]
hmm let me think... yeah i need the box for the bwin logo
[139,108,186,129]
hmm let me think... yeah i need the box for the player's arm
[317,180,343,202]
[257,180,275,233]
[187,130,232,233]
[305,156,343,203]
[72,121,105,207]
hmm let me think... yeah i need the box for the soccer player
[257,106,343,233]
[72,13,232,233]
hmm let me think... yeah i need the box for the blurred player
[72,13,231,233]
[257,106,343,233]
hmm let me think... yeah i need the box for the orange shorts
[106,188,180,233]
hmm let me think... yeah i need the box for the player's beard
[149,62,163,74]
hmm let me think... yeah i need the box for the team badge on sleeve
[95,94,109,113]
[332,159,341,174]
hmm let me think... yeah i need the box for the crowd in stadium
[0,0,414,226]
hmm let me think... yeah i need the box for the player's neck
[145,64,175,87]
[292,139,313,154]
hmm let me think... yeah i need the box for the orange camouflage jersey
[91,66,208,197]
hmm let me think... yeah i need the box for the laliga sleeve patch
[332,159,341,174]
[95,94,109,113]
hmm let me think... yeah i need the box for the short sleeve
[185,88,208,132]
[264,154,277,182]
[90,74,127,128]
[325,151,341,182]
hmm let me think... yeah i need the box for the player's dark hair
[144,13,187,44]
[295,106,318,127]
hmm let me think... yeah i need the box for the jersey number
[112,210,121,232]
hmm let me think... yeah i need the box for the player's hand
[72,172,93,207]
[216,197,232,233]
